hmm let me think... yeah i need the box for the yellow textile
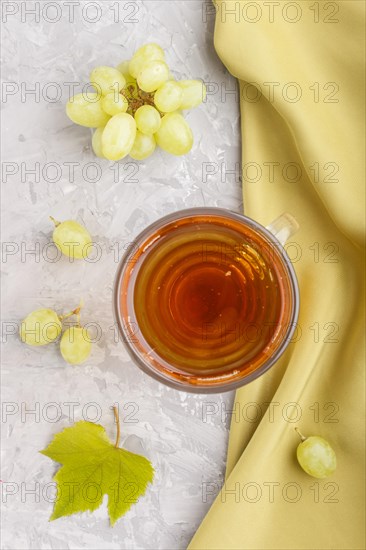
[189,1,365,549]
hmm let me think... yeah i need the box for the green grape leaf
[40,420,154,526]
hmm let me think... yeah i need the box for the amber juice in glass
[115,209,298,392]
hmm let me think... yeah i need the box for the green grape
[102,113,136,161]
[20,309,62,346]
[129,131,156,160]
[92,127,105,158]
[129,43,165,78]
[115,61,138,98]
[134,105,161,135]
[101,92,128,116]
[155,113,193,156]
[154,81,183,113]
[90,66,126,95]
[137,60,170,93]
[116,60,130,76]
[60,326,91,365]
[179,80,207,109]
[295,429,337,478]
[117,61,137,91]
[52,219,92,260]
[66,93,110,128]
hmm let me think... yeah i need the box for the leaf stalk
[113,406,120,448]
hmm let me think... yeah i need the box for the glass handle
[266,213,299,246]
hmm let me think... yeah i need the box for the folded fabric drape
[188,1,365,548]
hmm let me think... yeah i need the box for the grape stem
[121,85,156,116]
[59,300,83,323]
[295,427,307,442]
[49,216,61,227]
[113,406,121,448]
[74,305,82,327]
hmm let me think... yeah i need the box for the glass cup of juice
[113,208,299,393]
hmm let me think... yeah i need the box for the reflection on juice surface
[119,213,295,384]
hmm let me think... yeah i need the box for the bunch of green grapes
[66,43,207,161]
[20,303,92,365]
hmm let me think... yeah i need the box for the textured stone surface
[1,1,241,548]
